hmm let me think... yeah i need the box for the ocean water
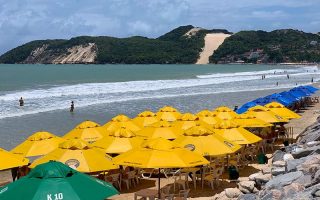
[0,64,319,149]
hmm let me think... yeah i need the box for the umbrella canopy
[173,113,212,130]
[196,110,221,125]
[30,139,118,173]
[136,121,182,140]
[113,138,209,168]
[156,106,181,122]
[253,98,269,105]
[0,148,29,170]
[234,113,273,128]
[213,120,262,145]
[104,115,141,133]
[236,102,258,114]
[64,120,108,143]
[279,91,299,103]
[246,105,289,123]
[174,125,241,156]
[264,94,293,107]
[11,131,64,157]
[0,161,118,200]
[264,102,301,119]
[133,111,159,127]
[289,88,310,99]
[302,85,318,93]
[213,106,239,120]
[93,127,146,154]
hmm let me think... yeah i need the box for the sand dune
[196,33,231,65]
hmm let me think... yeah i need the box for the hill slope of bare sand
[196,33,231,64]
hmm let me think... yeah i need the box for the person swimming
[70,101,74,112]
[19,97,24,106]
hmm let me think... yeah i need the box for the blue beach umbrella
[264,94,293,107]
[236,102,258,114]
[304,85,319,93]
[289,88,310,98]
[253,98,269,105]
[279,91,299,103]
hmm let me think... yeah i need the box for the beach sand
[196,33,231,65]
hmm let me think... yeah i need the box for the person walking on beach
[287,74,290,79]
[312,77,314,83]
[19,97,24,106]
[233,106,238,111]
[276,82,279,86]
[70,101,74,112]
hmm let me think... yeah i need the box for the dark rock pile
[212,118,320,200]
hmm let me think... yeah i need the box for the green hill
[0,25,230,64]
[210,29,320,63]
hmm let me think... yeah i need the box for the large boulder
[265,171,303,189]
[295,174,312,187]
[296,154,320,176]
[271,167,286,176]
[272,150,285,163]
[283,153,294,161]
[260,189,284,200]
[286,158,305,172]
[312,169,320,185]
[237,194,257,200]
[225,188,242,198]
[255,174,272,186]
[282,183,305,198]
[238,181,255,194]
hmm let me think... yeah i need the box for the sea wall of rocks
[213,117,320,200]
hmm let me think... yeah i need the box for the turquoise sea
[0,64,319,149]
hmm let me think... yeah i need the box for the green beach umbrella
[0,161,118,200]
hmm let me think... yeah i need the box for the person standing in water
[19,97,24,106]
[312,77,314,83]
[70,101,74,112]
[287,74,290,79]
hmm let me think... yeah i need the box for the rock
[283,153,294,161]
[273,161,286,167]
[249,172,262,181]
[261,167,271,174]
[286,158,305,172]
[238,185,251,194]
[252,187,259,194]
[238,181,255,192]
[265,171,303,189]
[225,188,242,198]
[271,167,285,176]
[255,174,272,185]
[260,189,284,200]
[272,150,285,163]
[297,154,320,176]
[292,145,320,159]
[237,194,257,200]
[295,174,312,187]
[306,141,320,147]
[212,191,230,200]
[283,183,305,197]
[312,169,320,185]
[313,189,320,197]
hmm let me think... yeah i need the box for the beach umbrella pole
[158,168,161,199]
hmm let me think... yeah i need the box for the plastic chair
[173,173,189,191]
[160,185,174,200]
[122,170,137,190]
[174,189,190,200]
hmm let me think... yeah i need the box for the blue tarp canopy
[236,101,258,114]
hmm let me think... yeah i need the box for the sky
[0,0,319,54]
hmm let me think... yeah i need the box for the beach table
[134,189,158,200]
[181,167,200,189]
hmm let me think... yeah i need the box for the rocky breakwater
[212,116,320,200]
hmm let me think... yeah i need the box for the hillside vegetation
[210,29,320,63]
[0,25,231,64]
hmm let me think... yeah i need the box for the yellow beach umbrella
[113,138,208,198]
[64,120,108,143]
[213,120,262,145]
[246,105,289,123]
[104,114,141,132]
[234,113,273,128]
[0,148,29,170]
[136,121,182,140]
[196,110,221,125]
[264,102,301,119]
[113,138,209,168]
[156,106,181,122]
[174,125,241,156]
[133,111,159,127]
[213,106,239,120]
[30,139,118,173]
[11,131,65,157]
[93,127,146,154]
[172,113,212,130]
